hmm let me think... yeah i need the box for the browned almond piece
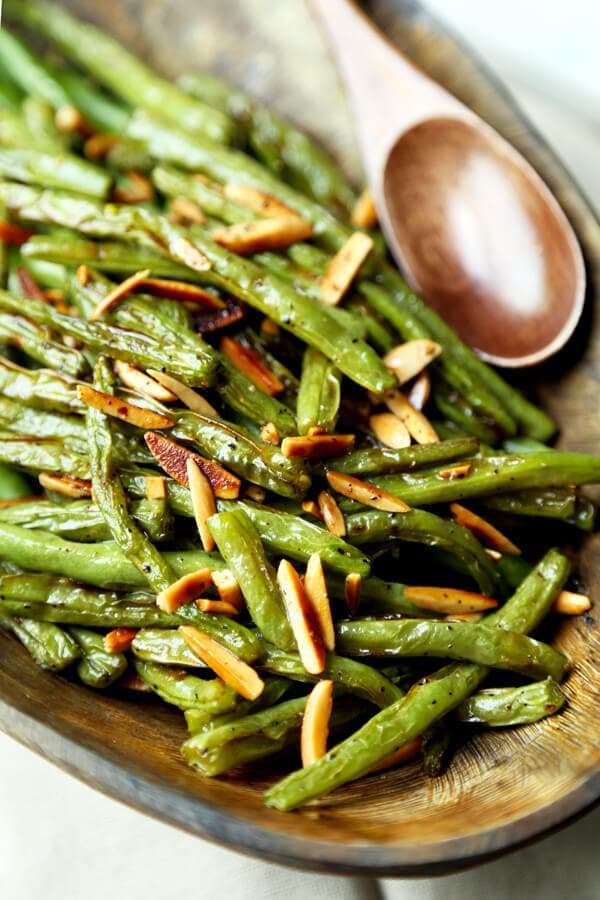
[224,183,298,219]
[179,626,264,700]
[186,457,216,552]
[307,426,327,436]
[321,232,374,306]
[407,370,431,411]
[117,671,153,692]
[382,389,439,445]
[77,264,90,286]
[144,432,241,499]
[277,559,326,675]
[242,484,267,504]
[17,267,47,302]
[260,317,280,336]
[104,627,138,654]
[212,217,313,254]
[450,503,521,555]
[156,569,212,614]
[259,422,280,445]
[220,336,284,396]
[326,471,411,513]
[351,188,378,229]
[304,553,335,651]
[369,412,411,449]
[113,360,177,403]
[55,104,93,136]
[136,278,224,308]
[144,475,167,500]
[88,269,151,320]
[552,590,592,615]
[368,737,422,774]
[301,679,334,767]
[112,171,155,205]
[281,433,355,459]
[170,237,212,272]
[39,472,92,498]
[83,133,118,160]
[301,500,323,521]
[404,586,498,614]
[484,548,502,561]
[211,569,243,610]
[0,222,34,246]
[169,196,206,224]
[344,572,362,615]
[0,495,44,508]
[43,288,66,304]
[317,490,346,537]
[195,598,240,616]
[196,303,246,334]
[147,369,219,417]
[77,385,175,430]
[444,612,484,623]
[439,463,472,480]
[383,339,442,385]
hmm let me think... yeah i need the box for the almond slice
[179,626,264,700]
[144,475,167,500]
[301,500,323,521]
[383,339,442,385]
[211,569,243,610]
[77,264,90,286]
[326,471,410,513]
[55,104,93,136]
[404,586,498,614]
[321,232,374,306]
[304,553,335,651]
[552,590,592,615]
[220,336,284,396]
[169,196,206,224]
[104,627,138,654]
[88,269,151,320]
[382,389,439,445]
[113,360,177,403]
[260,317,280,336]
[147,369,220,418]
[77,385,175,430]
[369,412,411,449]
[484,548,502,561]
[259,422,280,445]
[144,432,240,499]
[277,559,325,675]
[137,278,225,308]
[344,572,362,615]
[444,612,484,623]
[368,737,422,774]
[317,490,346,537]
[242,484,267,504]
[17,267,47,302]
[83,133,119,161]
[39,472,92,498]
[407,370,431,411]
[195,598,240,616]
[351,188,378,229]
[224,184,299,219]
[112,171,155,205]
[439,463,472,480]
[450,503,521,556]
[117,671,153,692]
[186,458,216,552]
[212,217,313,254]
[301,679,334,767]
[281,433,355,459]
[195,304,245,334]
[171,236,212,272]
[156,569,213,614]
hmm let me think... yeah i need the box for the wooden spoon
[309,0,586,367]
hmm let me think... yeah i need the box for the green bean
[314,436,479,477]
[456,679,566,727]
[0,77,22,112]
[421,723,452,777]
[326,575,440,619]
[132,628,206,668]
[184,678,292,734]
[0,149,112,200]
[502,437,551,455]
[0,29,70,109]
[52,68,130,134]
[70,626,128,688]
[0,395,86,447]
[0,357,83,413]
[0,461,31,501]
[134,660,242,712]
[216,356,298,435]
[482,489,577,521]
[432,386,500,444]
[0,311,88,377]
[565,497,596,531]
[20,257,67,290]
[21,97,67,153]
[236,328,300,402]
[4,615,80,671]
[296,347,341,435]
[0,435,89,479]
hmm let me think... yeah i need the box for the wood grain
[0,0,599,876]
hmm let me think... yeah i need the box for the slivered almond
[484,548,502,561]
[17,267,47,302]
[187,458,216,551]
[179,626,264,700]
[439,463,472,480]
[221,336,284,396]
[195,598,240,616]
[304,553,335,651]
[382,389,439,445]
[321,232,374,306]
[277,559,325,674]
[260,422,280,445]
[326,471,410,513]
[147,370,219,418]
[369,412,411,449]
[136,278,224,308]
[224,183,298,219]
[317,490,346,537]
[112,171,155,204]
[104,627,138,654]
[55,104,93,136]
[77,385,174,430]
[211,569,243,610]
[156,569,212,614]
[195,303,245,333]
[118,671,152,692]
[383,339,442,385]
[301,679,334,767]
[0,222,34,246]
[301,500,323,521]
[553,590,592,615]
[169,196,206,224]
[242,484,267,504]
[77,264,90,286]
[450,503,521,555]
[281,433,355,459]
[88,269,151,320]
[368,737,422,774]
[404,586,498,614]
[212,217,313,254]
[445,612,484,623]
[39,472,92,498]
[113,360,177,403]
[345,573,362,615]
[260,317,280,336]
[83,133,119,160]
[171,236,212,272]
[407,370,431,411]
[144,475,167,500]
[144,432,240,499]
[351,188,378,229]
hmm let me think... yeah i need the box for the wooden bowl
[1,0,599,877]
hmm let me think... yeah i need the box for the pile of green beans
[0,2,594,811]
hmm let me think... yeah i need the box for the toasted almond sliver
[187,458,216,552]
[88,269,151,320]
[212,216,313,254]
[382,389,439,445]
[39,472,92,498]
[169,196,206,224]
[301,679,334,767]
[144,475,167,500]
[242,484,267,504]
[113,360,177,403]
[77,384,175,430]
[55,104,92,136]
[281,433,355,459]
[260,317,280,336]
[259,422,280,445]
[404,586,498,614]
[383,339,442,385]
[484,548,502,561]
[368,737,423,774]
[137,278,224,308]
[118,671,153,692]
[444,612,484,623]
[407,370,431,412]
[77,264,90,286]
[144,432,241,499]
[277,559,326,674]
[369,412,411,449]
[450,503,521,556]
[104,627,138,654]
[439,463,472,480]
[351,188,378,229]
[211,569,243,610]
[552,590,592,615]
[83,133,119,160]
[195,598,240,616]
[17,267,47,302]
[172,236,212,272]
[345,572,362,615]
[317,490,347,537]
[113,171,155,205]
[326,471,411,513]
[147,369,219,418]
[301,500,323,521]
[156,569,213,614]
[321,232,374,306]
[221,336,284,396]
[304,553,335,651]
[224,183,298,219]
[179,626,264,700]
